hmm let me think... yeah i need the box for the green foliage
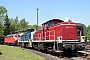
[0,6,7,16]
[20,18,29,30]
[3,14,11,36]
[0,6,42,36]
[0,20,4,36]
[10,16,20,34]
[9,17,41,34]
[28,24,41,29]
[0,6,7,36]
[87,25,90,40]
[68,19,72,22]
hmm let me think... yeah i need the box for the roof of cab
[42,19,64,25]
[61,21,76,24]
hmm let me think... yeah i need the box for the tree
[3,14,11,36]
[87,25,90,40]
[0,6,42,35]
[0,6,7,36]
[10,16,20,34]
[20,18,29,30]
[28,24,41,30]
[0,6,7,16]
[68,19,72,22]
[0,19,4,36]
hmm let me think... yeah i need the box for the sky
[0,0,90,26]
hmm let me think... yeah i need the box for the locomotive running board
[78,50,90,54]
[18,41,29,42]
[55,51,63,52]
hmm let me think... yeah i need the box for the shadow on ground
[0,52,2,55]
[58,52,88,58]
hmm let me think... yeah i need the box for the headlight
[81,36,85,42]
[57,36,62,43]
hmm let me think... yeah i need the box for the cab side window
[48,22,54,26]
[54,21,59,25]
[48,22,51,26]
[42,24,44,28]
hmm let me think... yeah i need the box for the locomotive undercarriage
[62,42,86,54]
[4,42,17,46]
[32,42,54,51]
[19,42,31,48]
[31,41,86,54]
[18,39,86,54]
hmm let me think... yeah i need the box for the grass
[0,45,45,60]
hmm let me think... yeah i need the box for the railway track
[18,45,90,60]
[12,42,90,60]
[58,50,90,60]
[57,42,90,60]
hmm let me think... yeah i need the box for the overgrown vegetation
[0,45,44,60]
[0,6,41,36]
[87,25,90,40]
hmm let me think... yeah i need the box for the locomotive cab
[19,28,36,48]
[42,19,64,28]
[76,23,87,43]
[4,34,19,45]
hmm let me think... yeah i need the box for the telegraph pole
[36,8,39,30]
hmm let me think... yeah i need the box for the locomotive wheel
[73,47,77,53]
[55,52,60,57]
[63,48,73,55]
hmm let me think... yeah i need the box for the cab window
[18,35,20,37]
[45,24,48,27]
[56,21,60,24]
[15,35,17,37]
[42,24,44,28]
[54,21,59,25]
[48,21,54,26]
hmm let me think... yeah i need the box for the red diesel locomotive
[32,19,87,53]
[4,34,20,45]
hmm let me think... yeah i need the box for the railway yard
[0,1,90,60]
[1,19,90,60]
[0,18,88,60]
